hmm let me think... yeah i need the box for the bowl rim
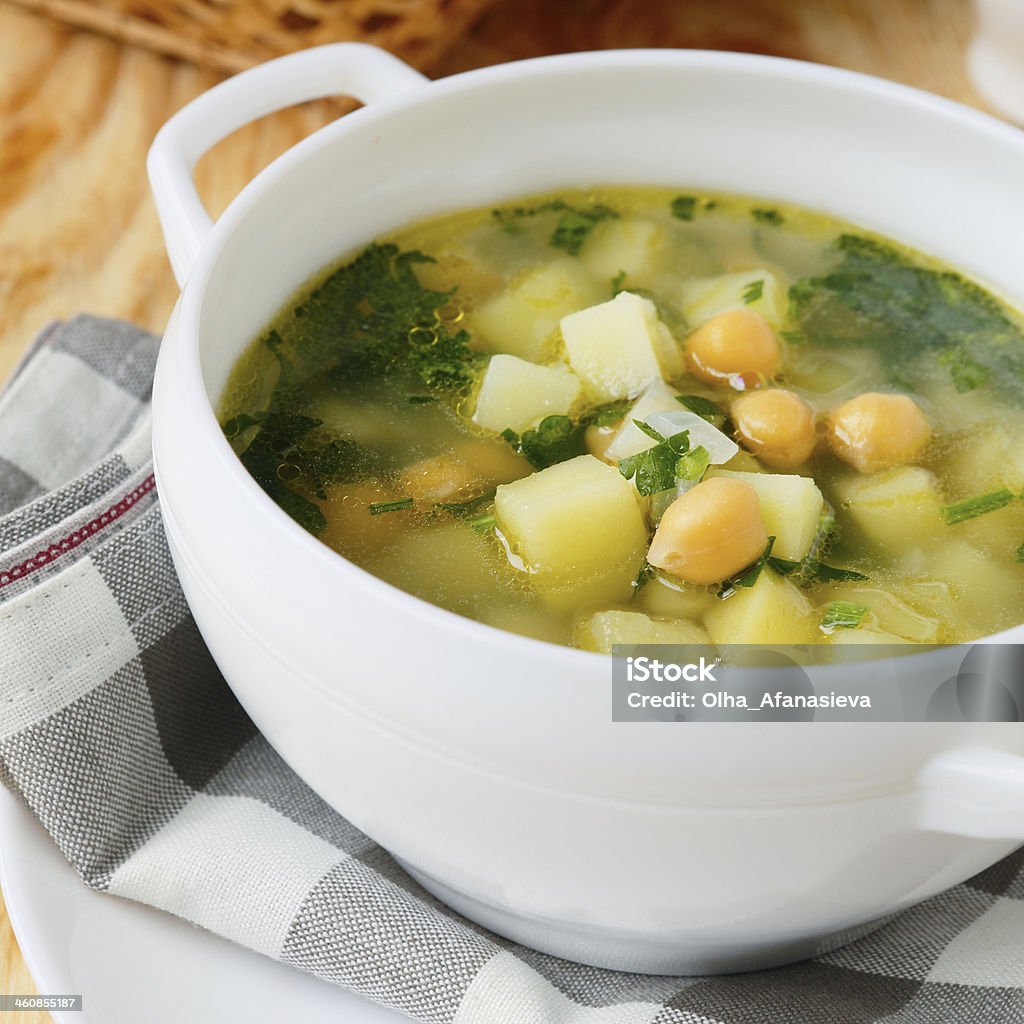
[162,47,1024,663]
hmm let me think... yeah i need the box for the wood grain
[0,0,993,1017]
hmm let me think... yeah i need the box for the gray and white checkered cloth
[0,315,1022,1022]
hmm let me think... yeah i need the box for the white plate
[0,789,410,1024]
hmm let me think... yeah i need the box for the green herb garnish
[941,487,1016,525]
[789,233,1024,401]
[581,398,632,427]
[492,200,618,256]
[676,444,710,482]
[611,269,627,294]
[718,537,776,599]
[676,394,727,425]
[1016,543,1024,563]
[670,196,697,221]
[769,556,869,585]
[271,244,478,394]
[468,513,497,535]
[369,497,414,515]
[502,415,587,470]
[937,349,991,393]
[633,561,655,594]
[617,424,691,496]
[435,491,496,517]
[742,279,765,304]
[223,410,376,536]
[779,329,806,346]
[821,601,869,631]
[752,207,784,225]
[408,394,437,405]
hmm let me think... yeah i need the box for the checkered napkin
[1,315,1022,1023]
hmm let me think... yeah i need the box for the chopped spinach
[492,200,618,256]
[789,234,1024,401]
[581,398,633,427]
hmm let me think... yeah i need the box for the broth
[220,187,1024,650]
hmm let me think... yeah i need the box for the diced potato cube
[561,291,683,402]
[495,455,648,611]
[833,466,943,551]
[829,628,913,646]
[472,355,582,434]
[371,523,510,618]
[944,420,1024,495]
[680,269,786,330]
[641,576,716,621]
[705,570,816,644]
[574,610,710,653]
[604,380,681,462]
[900,540,1024,641]
[823,586,940,643]
[472,259,601,362]
[580,218,666,286]
[707,469,824,561]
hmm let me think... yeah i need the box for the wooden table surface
[0,0,999,1018]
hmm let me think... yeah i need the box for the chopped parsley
[717,537,776,599]
[492,200,618,256]
[617,423,692,496]
[675,444,710,482]
[670,196,697,221]
[369,497,414,515]
[407,394,437,405]
[768,556,869,585]
[468,513,497,535]
[676,394,727,426]
[742,279,765,304]
[581,398,632,427]
[223,410,376,536]
[435,491,496,517]
[751,207,784,225]
[788,233,1024,401]
[941,487,1016,525]
[820,601,869,632]
[501,415,587,470]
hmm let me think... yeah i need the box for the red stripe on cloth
[0,473,156,590]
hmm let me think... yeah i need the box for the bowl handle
[918,748,1024,839]
[147,43,429,287]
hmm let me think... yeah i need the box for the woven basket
[6,0,496,73]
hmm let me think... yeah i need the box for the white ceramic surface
[148,44,1024,973]
[0,788,408,1024]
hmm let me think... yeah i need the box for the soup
[219,187,1024,651]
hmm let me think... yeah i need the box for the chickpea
[647,477,768,585]
[826,392,931,474]
[398,454,480,506]
[320,482,404,554]
[584,422,620,464]
[731,388,817,469]
[684,308,782,389]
